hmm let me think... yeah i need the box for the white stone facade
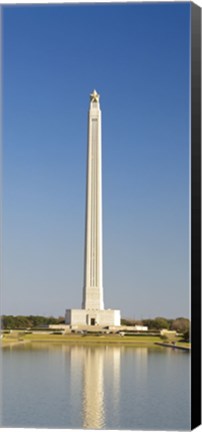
[82,91,104,310]
[65,91,121,327]
[65,308,121,327]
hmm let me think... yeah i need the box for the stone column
[82,90,104,310]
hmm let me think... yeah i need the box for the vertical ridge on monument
[82,90,104,311]
[65,91,121,327]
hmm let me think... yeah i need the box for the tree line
[121,316,190,334]
[1,314,190,334]
[1,315,65,329]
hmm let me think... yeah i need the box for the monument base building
[65,308,120,327]
[65,91,121,328]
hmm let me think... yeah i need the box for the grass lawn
[1,332,191,349]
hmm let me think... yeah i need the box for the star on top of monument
[90,89,100,102]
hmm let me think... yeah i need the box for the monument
[65,90,121,326]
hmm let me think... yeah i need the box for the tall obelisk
[82,90,104,310]
[65,91,120,327]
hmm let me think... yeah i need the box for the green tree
[2,315,16,329]
[121,318,143,326]
[14,316,31,328]
[152,317,169,330]
[171,317,190,334]
[142,319,154,329]
[1,315,64,329]
[183,328,190,342]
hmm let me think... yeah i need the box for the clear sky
[2,3,190,319]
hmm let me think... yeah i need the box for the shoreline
[155,342,191,351]
[1,333,191,350]
[1,339,30,348]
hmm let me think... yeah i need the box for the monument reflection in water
[82,347,105,428]
[2,345,189,429]
[68,346,122,429]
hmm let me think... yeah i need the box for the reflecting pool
[1,344,190,430]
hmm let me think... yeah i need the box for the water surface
[2,343,191,430]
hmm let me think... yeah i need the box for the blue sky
[2,3,190,319]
